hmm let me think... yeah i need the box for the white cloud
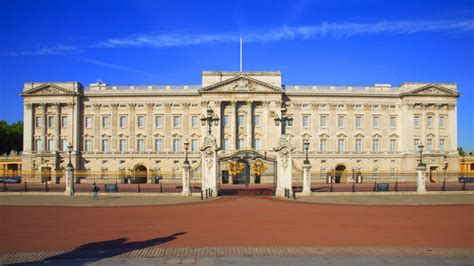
[74,57,155,77]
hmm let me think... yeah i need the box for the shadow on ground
[12,232,186,265]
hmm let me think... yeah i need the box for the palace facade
[21,71,460,183]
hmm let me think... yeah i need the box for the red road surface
[0,197,473,253]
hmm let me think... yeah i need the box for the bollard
[205,188,208,199]
[395,180,398,192]
[330,181,333,192]
[45,182,49,192]
[201,190,203,200]
[24,181,28,192]
[352,180,355,192]
[138,184,141,193]
[442,179,446,191]
[373,181,377,192]
[292,190,296,200]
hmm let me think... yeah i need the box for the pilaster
[111,103,119,152]
[128,103,136,151]
[93,104,101,152]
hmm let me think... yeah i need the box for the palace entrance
[218,150,276,196]
[335,165,346,183]
[132,165,148,184]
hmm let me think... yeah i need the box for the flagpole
[240,36,242,72]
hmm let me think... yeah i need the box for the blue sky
[1,0,473,150]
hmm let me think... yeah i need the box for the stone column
[201,135,219,196]
[64,163,74,196]
[448,104,457,152]
[128,104,136,151]
[261,101,270,151]
[164,103,172,152]
[146,103,154,151]
[111,103,119,152]
[72,101,81,158]
[416,164,427,193]
[23,103,34,153]
[93,104,101,152]
[55,104,61,151]
[246,101,253,149]
[212,101,221,146]
[274,136,294,197]
[40,103,47,151]
[230,101,237,150]
[302,163,312,195]
[182,162,191,196]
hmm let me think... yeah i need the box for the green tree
[458,147,465,157]
[0,120,23,155]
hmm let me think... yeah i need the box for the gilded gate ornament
[251,160,265,176]
[227,160,244,175]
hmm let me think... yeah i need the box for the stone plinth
[182,162,191,196]
[64,164,74,196]
[416,164,427,193]
[302,163,312,196]
[273,135,295,197]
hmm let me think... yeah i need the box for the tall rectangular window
[254,139,261,150]
[338,139,345,153]
[61,139,68,151]
[137,139,145,152]
[238,115,244,127]
[119,139,126,152]
[173,116,181,128]
[372,139,380,152]
[155,115,163,128]
[48,116,54,128]
[355,116,362,129]
[47,139,54,151]
[427,139,433,151]
[119,116,127,128]
[320,115,327,128]
[372,116,380,129]
[427,116,433,128]
[84,140,92,152]
[191,116,198,128]
[155,139,162,152]
[102,116,110,129]
[302,115,310,128]
[223,115,229,127]
[439,115,445,128]
[102,139,109,152]
[238,138,244,149]
[320,139,327,152]
[439,139,445,151]
[355,139,362,153]
[414,139,420,151]
[390,116,397,129]
[390,139,397,153]
[137,115,145,129]
[35,116,41,127]
[338,115,344,128]
[35,139,42,151]
[224,139,230,151]
[191,139,198,152]
[173,139,180,152]
[85,117,92,128]
[414,115,420,128]
[254,115,260,126]
[61,116,68,128]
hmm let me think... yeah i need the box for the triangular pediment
[199,75,282,94]
[403,84,459,97]
[21,83,76,96]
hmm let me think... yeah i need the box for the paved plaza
[0,195,473,264]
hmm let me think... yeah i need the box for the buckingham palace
[20,70,460,186]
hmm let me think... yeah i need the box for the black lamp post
[67,143,73,168]
[201,106,220,136]
[418,144,425,167]
[274,102,293,135]
[303,140,310,164]
[184,139,190,165]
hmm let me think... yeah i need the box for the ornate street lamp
[184,139,190,165]
[274,102,293,135]
[418,144,425,167]
[201,106,220,136]
[67,143,73,168]
[303,140,310,164]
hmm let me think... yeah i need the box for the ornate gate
[217,150,277,196]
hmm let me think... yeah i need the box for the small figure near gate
[92,183,100,200]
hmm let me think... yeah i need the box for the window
[390,116,397,129]
[320,139,327,153]
[48,116,54,128]
[191,116,198,128]
[102,116,110,128]
[173,116,181,128]
[61,139,68,151]
[372,139,380,152]
[35,116,41,127]
[223,115,229,127]
[238,115,244,127]
[238,138,244,149]
[427,116,433,128]
[137,139,145,152]
[414,139,420,151]
[155,115,163,128]
[119,116,127,128]
[302,115,310,128]
[224,139,230,151]
[439,139,445,151]
[84,140,92,152]
[173,139,180,152]
[355,139,362,153]
[61,116,67,128]
[390,139,397,153]
[137,115,145,129]
[355,116,362,129]
[191,139,198,152]
[47,139,54,151]
[439,115,445,128]
[320,115,328,128]
[372,116,380,129]
[414,115,420,128]
[35,139,41,151]
[102,139,109,152]
[254,139,261,150]
[338,115,344,128]
[427,139,433,151]
[338,139,345,153]
[155,139,162,152]
[254,115,260,126]
[85,117,92,128]
[119,139,126,152]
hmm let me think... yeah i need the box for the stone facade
[20,71,460,183]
